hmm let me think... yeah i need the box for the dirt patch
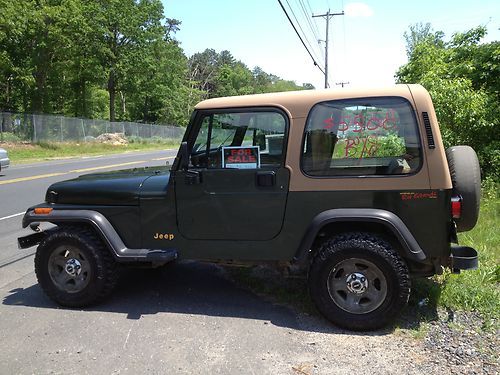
[96,133,128,145]
[0,141,36,149]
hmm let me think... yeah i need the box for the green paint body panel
[175,167,289,240]
[45,166,451,267]
[140,170,452,263]
[45,167,166,249]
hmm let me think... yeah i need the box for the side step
[145,249,178,262]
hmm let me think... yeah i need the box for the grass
[409,188,499,330]
[1,139,180,164]
[435,195,499,328]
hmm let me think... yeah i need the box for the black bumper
[18,231,47,249]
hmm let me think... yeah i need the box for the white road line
[151,156,176,161]
[0,212,25,221]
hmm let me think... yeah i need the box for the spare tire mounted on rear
[446,146,481,232]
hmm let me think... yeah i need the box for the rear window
[301,97,422,177]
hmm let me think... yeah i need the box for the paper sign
[222,146,260,169]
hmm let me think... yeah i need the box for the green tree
[98,0,166,122]
[188,48,225,96]
[396,25,499,178]
[216,62,254,97]
[0,2,313,129]
[403,22,444,58]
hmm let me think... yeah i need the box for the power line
[296,0,320,41]
[295,0,325,61]
[285,0,323,64]
[277,0,326,75]
[294,0,326,64]
[303,0,325,61]
[305,0,322,37]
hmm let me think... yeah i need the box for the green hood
[45,167,170,206]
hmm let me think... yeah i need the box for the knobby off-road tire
[308,232,410,331]
[446,146,481,232]
[35,226,118,307]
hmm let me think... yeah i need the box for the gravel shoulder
[228,264,499,375]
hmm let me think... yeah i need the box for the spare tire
[446,146,481,232]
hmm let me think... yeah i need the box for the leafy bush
[374,133,406,157]
[0,132,23,142]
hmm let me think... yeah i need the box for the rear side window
[190,110,287,169]
[301,97,422,177]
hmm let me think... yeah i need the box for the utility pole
[313,10,344,88]
[336,81,350,88]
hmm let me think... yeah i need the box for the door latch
[185,170,202,185]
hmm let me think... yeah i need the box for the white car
[0,147,10,172]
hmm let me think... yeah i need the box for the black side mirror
[180,141,189,170]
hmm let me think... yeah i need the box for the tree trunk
[81,78,87,118]
[33,68,47,113]
[143,96,149,123]
[119,91,126,118]
[108,71,116,122]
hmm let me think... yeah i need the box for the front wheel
[308,232,410,331]
[35,226,118,307]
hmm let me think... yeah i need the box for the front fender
[20,208,177,263]
[294,208,427,263]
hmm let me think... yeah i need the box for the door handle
[185,170,202,185]
[256,171,276,187]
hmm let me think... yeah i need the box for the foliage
[0,1,311,127]
[0,131,22,142]
[374,133,406,157]
[396,25,499,178]
[403,22,444,58]
[187,49,311,99]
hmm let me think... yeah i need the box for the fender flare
[293,208,426,264]
[21,208,177,263]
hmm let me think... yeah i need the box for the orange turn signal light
[34,207,53,215]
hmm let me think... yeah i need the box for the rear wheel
[35,226,118,307]
[308,232,410,331]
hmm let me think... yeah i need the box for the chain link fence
[0,112,184,143]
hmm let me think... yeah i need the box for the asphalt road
[0,150,450,374]
[0,149,177,268]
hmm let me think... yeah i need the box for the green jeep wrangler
[19,84,480,330]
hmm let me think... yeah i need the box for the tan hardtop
[195,84,425,118]
[195,84,451,190]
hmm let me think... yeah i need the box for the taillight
[451,196,462,219]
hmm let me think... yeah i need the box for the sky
[162,0,500,89]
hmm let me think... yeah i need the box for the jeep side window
[301,97,422,176]
[190,111,286,169]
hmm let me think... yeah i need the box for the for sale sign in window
[222,146,260,169]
